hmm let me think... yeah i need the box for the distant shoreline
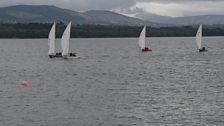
[1,36,224,39]
[1,23,224,38]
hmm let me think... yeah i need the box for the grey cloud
[120,0,224,17]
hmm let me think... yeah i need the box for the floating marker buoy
[20,81,29,86]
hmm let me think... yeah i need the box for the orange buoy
[20,81,29,86]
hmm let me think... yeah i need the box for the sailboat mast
[143,26,146,48]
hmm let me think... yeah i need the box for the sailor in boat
[56,52,62,56]
[69,52,76,57]
[142,47,152,52]
[62,52,77,58]
[199,47,208,52]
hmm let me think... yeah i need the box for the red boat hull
[141,47,152,52]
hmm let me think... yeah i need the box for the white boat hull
[63,56,81,59]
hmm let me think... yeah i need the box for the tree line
[0,22,224,38]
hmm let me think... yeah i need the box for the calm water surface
[0,37,224,126]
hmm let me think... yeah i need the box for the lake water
[0,37,224,126]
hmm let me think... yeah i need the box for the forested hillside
[1,23,224,38]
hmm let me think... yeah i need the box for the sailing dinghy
[196,24,207,52]
[48,22,62,58]
[139,26,152,52]
[61,21,80,59]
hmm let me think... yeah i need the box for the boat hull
[199,47,208,52]
[48,52,62,58]
[63,56,81,59]
[199,49,208,52]
[141,47,152,52]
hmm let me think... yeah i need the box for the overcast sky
[1,0,224,17]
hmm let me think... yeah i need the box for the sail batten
[48,23,56,55]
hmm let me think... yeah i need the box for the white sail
[48,22,56,55]
[139,26,146,49]
[196,24,202,50]
[61,21,71,56]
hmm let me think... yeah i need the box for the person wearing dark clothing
[199,47,208,52]
[69,52,76,57]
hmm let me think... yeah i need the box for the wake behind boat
[196,24,208,52]
[61,21,80,59]
[48,22,62,58]
[139,26,152,52]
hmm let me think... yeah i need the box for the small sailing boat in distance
[139,26,152,52]
[48,22,62,58]
[61,21,80,59]
[196,24,207,52]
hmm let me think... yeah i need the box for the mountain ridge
[1,5,224,26]
[0,5,163,26]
